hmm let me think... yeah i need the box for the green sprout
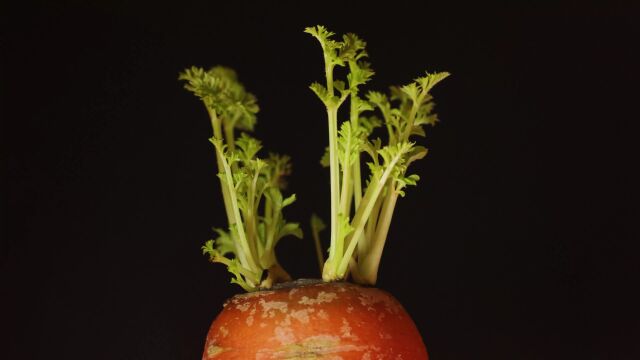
[180,25,448,290]
[305,25,449,284]
[179,66,302,291]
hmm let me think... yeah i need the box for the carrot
[179,25,448,359]
[203,280,427,359]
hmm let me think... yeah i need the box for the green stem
[336,152,404,277]
[207,107,236,227]
[324,59,341,273]
[361,187,384,257]
[377,104,396,146]
[264,201,281,257]
[339,132,351,215]
[401,95,422,142]
[246,166,262,265]
[223,118,240,174]
[216,144,260,275]
[223,120,236,152]
[351,133,363,209]
[210,253,260,285]
[349,92,365,253]
[360,183,399,284]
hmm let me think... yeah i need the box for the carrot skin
[203,280,428,359]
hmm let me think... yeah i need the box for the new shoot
[179,66,302,291]
[305,25,449,284]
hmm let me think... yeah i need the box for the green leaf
[366,91,389,109]
[282,194,297,208]
[236,133,263,160]
[352,96,374,114]
[333,80,348,95]
[358,116,382,136]
[277,222,303,241]
[378,142,411,166]
[179,66,259,131]
[400,83,420,104]
[416,71,451,94]
[264,186,283,207]
[410,125,426,137]
[362,137,382,165]
[304,25,344,67]
[336,213,354,249]
[202,239,215,256]
[337,121,364,167]
[347,61,374,89]
[320,146,330,167]
[395,174,420,197]
[304,25,336,48]
[212,228,235,256]
[310,82,332,105]
[311,214,326,232]
[339,33,367,61]
[266,153,293,189]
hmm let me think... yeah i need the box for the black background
[2,1,639,359]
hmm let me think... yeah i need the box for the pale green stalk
[324,62,341,269]
[350,98,363,210]
[215,142,260,276]
[362,187,384,255]
[339,132,352,214]
[337,150,405,276]
[265,208,280,256]
[359,182,399,284]
[245,166,262,265]
[401,96,422,142]
[349,91,364,253]
[223,120,236,151]
[207,108,236,227]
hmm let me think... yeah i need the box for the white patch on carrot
[279,315,292,327]
[299,291,337,305]
[237,290,275,300]
[206,344,225,358]
[273,325,296,345]
[267,334,377,359]
[300,335,369,353]
[218,326,229,338]
[340,318,358,340]
[317,309,329,320]
[290,309,313,324]
[246,315,254,326]
[235,302,251,312]
[259,299,288,318]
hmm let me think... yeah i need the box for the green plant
[179,66,302,291]
[179,25,448,291]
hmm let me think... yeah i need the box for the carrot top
[179,26,449,291]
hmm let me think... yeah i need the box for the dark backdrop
[2,1,638,359]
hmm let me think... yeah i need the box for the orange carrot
[203,281,428,359]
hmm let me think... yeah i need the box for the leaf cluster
[305,25,449,283]
[179,66,258,131]
[180,66,301,291]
